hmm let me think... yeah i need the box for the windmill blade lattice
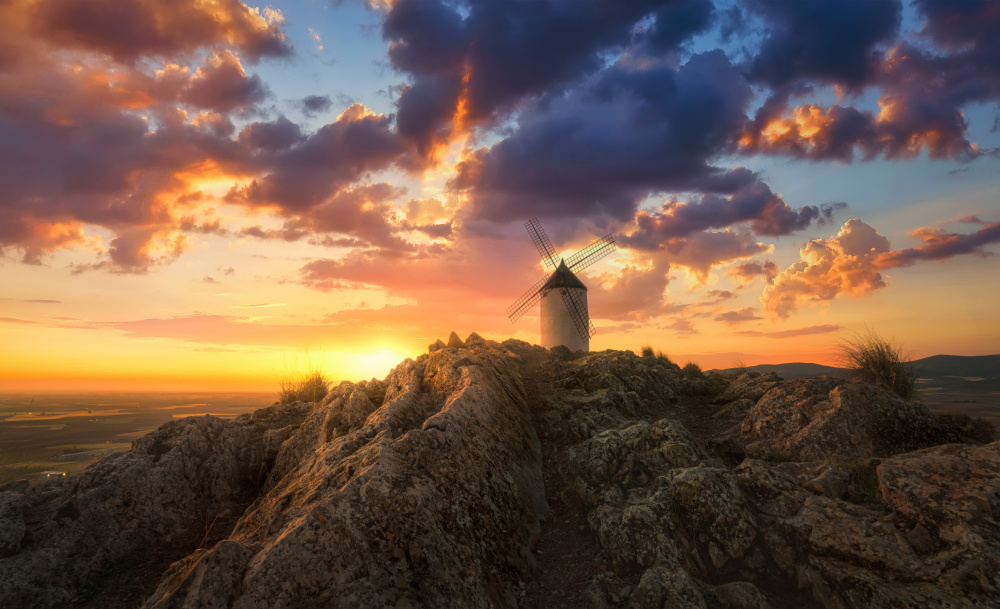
[506,274,549,322]
[525,218,559,268]
[560,288,596,340]
[566,234,617,271]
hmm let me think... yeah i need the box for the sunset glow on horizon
[2,0,998,393]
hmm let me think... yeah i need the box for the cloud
[714,307,762,325]
[746,0,902,89]
[656,229,772,282]
[705,290,736,301]
[876,221,1000,267]
[228,105,405,212]
[761,217,998,318]
[449,50,755,223]
[762,218,891,318]
[586,261,672,321]
[384,0,713,158]
[624,181,844,248]
[23,299,61,304]
[29,0,291,63]
[0,317,36,324]
[300,95,333,116]
[737,324,841,338]
[181,50,269,112]
[203,276,219,284]
[727,260,778,285]
[233,302,286,309]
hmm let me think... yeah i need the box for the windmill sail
[566,234,617,271]
[560,288,596,340]
[506,274,549,322]
[525,218,559,268]
[508,218,607,345]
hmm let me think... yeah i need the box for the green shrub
[640,345,655,358]
[681,362,703,378]
[838,330,917,399]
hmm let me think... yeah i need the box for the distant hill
[712,354,1000,381]
[911,354,1000,380]
[712,362,847,380]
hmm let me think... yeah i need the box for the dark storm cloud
[384,0,713,155]
[449,50,755,223]
[746,0,902,89]
[29,0,291,63]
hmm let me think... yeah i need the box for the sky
[1,0,998,392]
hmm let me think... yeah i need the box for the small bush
[838,330,917,399]
[681,362,703,378]
[640,345,655,358]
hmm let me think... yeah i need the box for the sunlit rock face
[1,339,997,609]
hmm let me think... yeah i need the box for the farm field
[0,392,273,485]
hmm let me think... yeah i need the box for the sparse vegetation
[639,345,678,369]
[681,362,703,379]
[277,352,333,405]
[838,330,918,400]
[765,450,792,463]
[278,371,332,405]
[730,359,749,377]
[831,456,888,513]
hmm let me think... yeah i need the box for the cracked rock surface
[1,338,996,609]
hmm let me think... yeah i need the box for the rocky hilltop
[2,335,998,609]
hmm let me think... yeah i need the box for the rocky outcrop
[730,380,958,460]
[2,340,996,609]
[0,403,313,608]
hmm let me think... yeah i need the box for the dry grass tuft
[838,330,917,400]
[277,352,333,405]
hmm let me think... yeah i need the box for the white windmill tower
[507,218,617,352]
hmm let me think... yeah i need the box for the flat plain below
[0,392,273,484]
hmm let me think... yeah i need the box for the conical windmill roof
[541,260,587,291]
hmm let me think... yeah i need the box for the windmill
[507,218,617,352]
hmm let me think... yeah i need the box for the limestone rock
[732,380,958,460]
[714,372,781,404]
[0,404,313,609]
[142,342,545,609]
[627,564,706,609]
[428,338,446,352]
[446,330,464,348]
